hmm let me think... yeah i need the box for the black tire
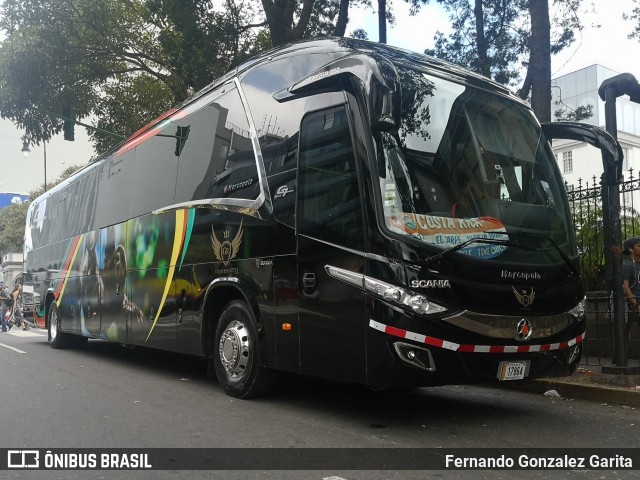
[47,302,73,349]
[73,335,89,348]
[213,300,275,399]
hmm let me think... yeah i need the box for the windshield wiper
[504,230,580,278]
[424,236,533,267]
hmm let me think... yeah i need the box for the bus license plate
[497,361,529,381]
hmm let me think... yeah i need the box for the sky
[349,0,640,78]
[1,0,640,194]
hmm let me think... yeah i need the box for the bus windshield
[376,69,574,265]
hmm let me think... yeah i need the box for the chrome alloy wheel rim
[218,320,250,378]
[50,308,58,341]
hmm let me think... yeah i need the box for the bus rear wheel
[48,302,73,349]
[213,300,274,399]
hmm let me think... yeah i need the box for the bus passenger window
[298,106,364,250]
[175,86,259,204]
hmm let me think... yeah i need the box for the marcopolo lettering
[500,270,542,281]
[306,67,340,83]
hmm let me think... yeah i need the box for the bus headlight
[568,297,586,321]
[325,265,449,316]
[409,295,445,315]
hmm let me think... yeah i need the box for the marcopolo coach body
[24,38,610,398]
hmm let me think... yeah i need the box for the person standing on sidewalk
[11,284,28,331]
[0,283,11,332]
[622,237,640,334]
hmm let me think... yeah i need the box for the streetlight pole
[43,140,47,189]
[21,139,47,190]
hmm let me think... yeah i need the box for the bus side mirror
[278,54,401,132]
[541,122,623,185]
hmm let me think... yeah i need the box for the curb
[499,378,640,408]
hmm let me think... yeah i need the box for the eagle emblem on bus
[212,220,243,266]
[513,286,535,307]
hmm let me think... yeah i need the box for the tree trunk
[334,0,350,37]
[262,0,316,46]
[473,0,491,77]
[528,0,551,122]
[378,0,387,44]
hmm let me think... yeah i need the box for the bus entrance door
[297,237,366,383]
[296,104,367,382]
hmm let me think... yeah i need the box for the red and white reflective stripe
[369,319,584,353]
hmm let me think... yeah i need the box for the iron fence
[567,170,640,366]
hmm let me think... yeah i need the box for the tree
[0,0,261,153]
[378,0,387,43]
[260,0,317,45]
[1,0,375,152]
[625,1,640,40]
[426,1,585,121]
[335,0,351,35]
[526,0,552,122]
[554,104,594,122]
[0,201,29,254]
[260,0,369,46]
[426,0,525,87]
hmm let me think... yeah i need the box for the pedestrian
[11,284,28,331]
[622,237,640,335]
[0,282,11,332]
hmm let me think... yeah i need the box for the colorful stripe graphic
[145,209,194,342]
[115,108,187,157]
[369,319,584,353]
[55,234,84,308]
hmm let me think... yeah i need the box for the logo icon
[8,450,39,468]
[516,318,533,341]
[512,286,535,307]
[212,220,243,266]
[274,185,294,199]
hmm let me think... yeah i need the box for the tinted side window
[129,123,179,218]
[175,85,258,203]
[95,150,134,228]
[298,106,364,250]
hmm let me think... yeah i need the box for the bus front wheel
[213,300,274,399]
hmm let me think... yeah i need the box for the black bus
[24,38,618,398]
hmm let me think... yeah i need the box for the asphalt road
[0,328,638,480]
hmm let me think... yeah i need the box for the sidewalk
[500,360,640,407]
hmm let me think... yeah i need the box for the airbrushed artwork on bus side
[43,209,196,344]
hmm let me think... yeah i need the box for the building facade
[551,65,640,203]
[0,252,23,287]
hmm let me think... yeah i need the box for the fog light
[393,342,436,371]
[410,295,429,313]
[568,344,581,365]
[569,297,586,320]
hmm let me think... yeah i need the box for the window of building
[622,147,630,171]
[562,151,573,174]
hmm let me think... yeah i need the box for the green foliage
[0,201,29,253]
[350,28,370,40]
[0,0,261,153]
[425,0,527,87]
[571,192,640,291]
[554,104,594,122]
[425,0,584,90]
[624,1,640,39]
